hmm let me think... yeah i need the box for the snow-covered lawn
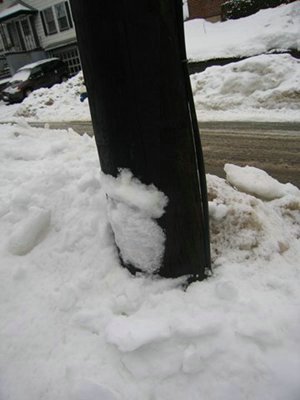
[0,120,300,400]
[184,1,300,62]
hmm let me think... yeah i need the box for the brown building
[187,0,224,21]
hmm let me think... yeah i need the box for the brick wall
[187,0,225,20]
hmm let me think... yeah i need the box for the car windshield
[10,69,31,83]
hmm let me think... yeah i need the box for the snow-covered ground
[0,72,91,122]
[1,52,298,123]
[0,120,299,400]
[0,4,300,400]
[184,1,300,62]
[192,53,300,121]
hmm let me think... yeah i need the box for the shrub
[221,0,292,20]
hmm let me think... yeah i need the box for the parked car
[2,58,69,104]
[0,77,11,100]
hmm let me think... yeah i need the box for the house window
[55,2,69,31]
[41,2,73,36]
[20,19,31,36]
[20,17,37,50]
[41,7,58,35]
[6,21,23,51]
[0,24,13,50]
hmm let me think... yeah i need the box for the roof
[0,77,10,85]
[44,39,77,51]
[0,1,37,23]
[18,57,60,70]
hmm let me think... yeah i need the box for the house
[0,0,224,79]
[0,0,80,78]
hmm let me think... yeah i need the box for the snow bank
[13,71,91,121]
[208,172,300,263]
[0,123,300,400]
[184,1,300,62]
[3,53,299,125]
[191,53,300,121]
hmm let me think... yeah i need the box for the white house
[0,0,80,77]
[0,1,193,79]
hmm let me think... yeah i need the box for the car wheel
[61,75,68,83]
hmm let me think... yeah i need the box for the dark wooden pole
[70,0,211,280]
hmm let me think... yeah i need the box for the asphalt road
[31,120,300,188]
[199,121,300,188]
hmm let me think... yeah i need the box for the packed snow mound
[191,53,300,120]
[14,71,91,121]
[0,123,300,400]
[224,163,300,200]
[103,170,168,273]
[185,1,300,62]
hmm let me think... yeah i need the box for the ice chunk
[209,201,228,220]
[224,164,300,200]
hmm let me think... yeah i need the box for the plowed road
[30,120,300,188]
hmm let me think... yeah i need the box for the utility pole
[70,0,211,280]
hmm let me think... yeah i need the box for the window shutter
[65,2,73,28]
[40,11,48,36]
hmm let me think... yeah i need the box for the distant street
[199,121,300,188]
[31,120,300,188]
